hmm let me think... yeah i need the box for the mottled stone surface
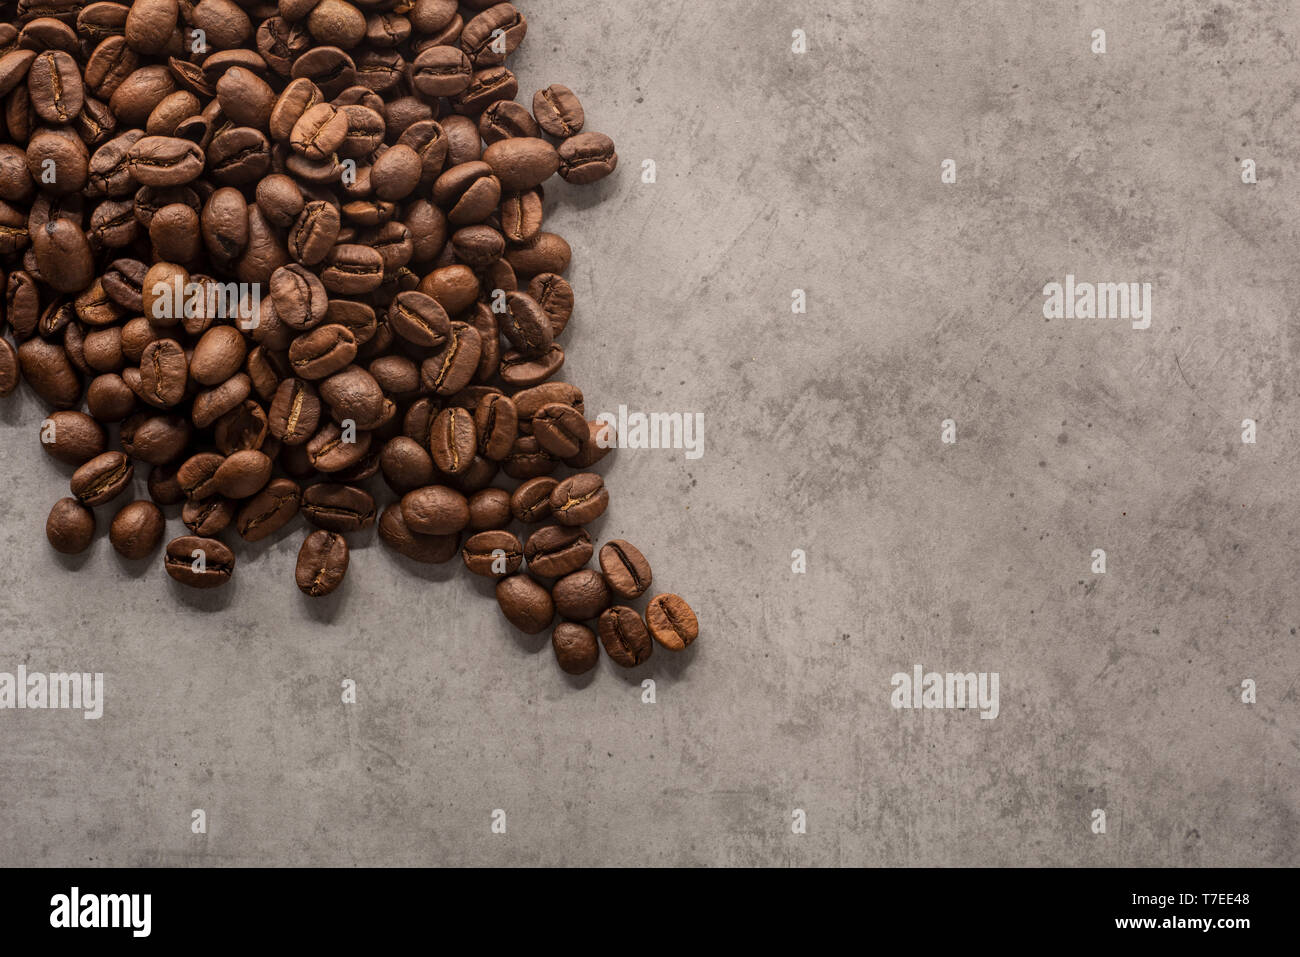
[0,1,1295,866]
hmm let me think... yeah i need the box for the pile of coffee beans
[0,0,698,675]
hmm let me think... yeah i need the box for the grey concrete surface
[2,0,1298,867]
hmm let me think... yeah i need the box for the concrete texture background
[2,0,1298,866]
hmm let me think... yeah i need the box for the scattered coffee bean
[296,530,349,597]
[645,594,699,651]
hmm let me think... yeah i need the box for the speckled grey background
[2,1,1297,867]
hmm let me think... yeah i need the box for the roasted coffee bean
[290,324,358,379]
[532,84,585,138]
[557,131,618,184]
[462,529,523,577]
[164,535,235,588]
[645,593,699,651]
[467,487,512,531]
[236,478,301,542]
[420,322,480,396]
[212,449,272,499]
[429,406,476,477]
[319,365,386,429]
[46,496,97,554]
[551,622,599,675]
[177,452,223,500]
[411,45,472,97]
[499,290,553,356]
[289,200,341,266]
[502,434,558,480]
[461,4,526,66]
[552,569,610,621]
[32,220,94,293]
[510,476,557,524]
[268,378,321,445]
[528,273,574,336]
[306,420,372,472]
[296,530,349,597]
[377,502,458,564]
[182,496,237,536]
[550,472,607,526]
[482,137,559,192]
[598,539,652,599]
[388,291,450,349]
[495,573,553,634]
[499,343,564,388]
[70,451,134,506]
[500,188,543,244]
[302,483,375,532]
[474,392,517,461]
[479,100,540,144]
[379,436,435,493]
[524,525,592,579]
[513,382,584,432]
[40,411,106,465]
[400,484,468,535]
[119,412,190,465]
[432,161,501,225]
[28,51,85,125]
[321,243,384,295]
[532,402,587,458]
[128,135,206,186]
[597,606,652,667]
[137,338,188,406]
[505,231,571,277]
[191,325,247,386]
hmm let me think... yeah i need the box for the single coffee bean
[128,135,205,186]
[420,322,481,396]
[557,131,618,184]
[125,0,179,56]
[467,487,513,531]
[268,378,321,445]
[302,483,376,532]
[500,188,543,244]
[371,144,421,201]
[289,324,358,379]
[524,525,593,578]
[236,478,301,542]
[411,45,472,97]
[379,436,435,493]
[505,231,571,277]
[255,174,304,228]
[182,496,237,536]
[429,406,476,476]
[134,340,189,410]
[400,484,469,536]
[552,569,610,621]
[502,434,558,480]
[212,449,272,499]
[532,402,588,459]
[598,539,652,599]
[40,411,106,465]
[532,84,585,138]
[499,343,565,388]
[510,476,558,524]
[473,392,518,461]
[550,472,608,526]
[296,530,349,597]
[28,50,85,125]
[32,219,94,293]
[646,594,699,651]
[119,412,190,465]
[320,243,384,294]
[46,497,96,554]
[482,137,559,192]
[460,4,526,66]
[495,573,553,634]
[462,529,523,577]
[306,421,372,472]
[290,102,348,160]
[270,263,330,331]
[551,622,599,675]
[388,291,450,349]
[528,273,575,335]
[177,452,224,500]
[190,325,247,386]
[499,290,553,356]
[431,161,501,225]
[377,503,459,564]
[164,535,235,588]
[597,606,652,667]
[70,451,134,506]
[319,365,387,429]
[479,99,541,144]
